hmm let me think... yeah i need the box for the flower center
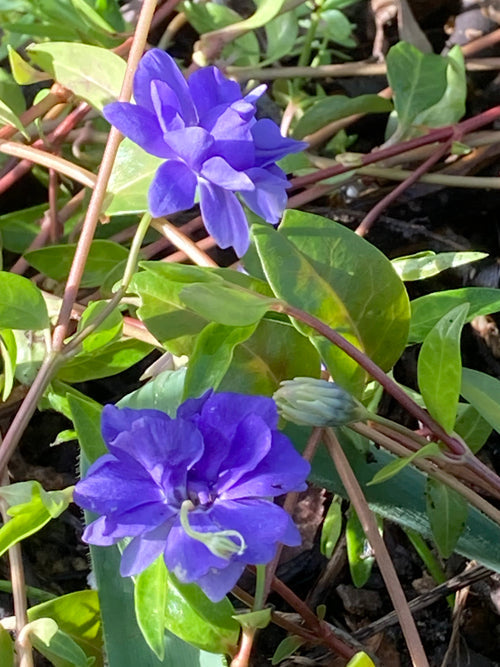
[179,499,246,560]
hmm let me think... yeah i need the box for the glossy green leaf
[57,338,152,383]
[461,367,500,435]
[0,484,72,557]
[27,42,126,110]
[0,328,16,400]
[25,240,129,288]
[392,250,487,281]
[219,318,321,395]
[0,66,26,115]
[320,496,342,558]
[68,394,106,463]
[106,139,163,215]
[0,203,51,253]
[163,568,239,654]
[346,509,375,588]
[252,210,410,395]
[0,98,27,137]
[135,556,168,660]
[417,303,468,433]
[77,301,123,353]
[294,94,392,139]
[409,287,500,343]
[367,442,441,486]
[0,272,49,330]
[183,322,258,399]
[28,591,103,667]
[180,283,275,326]
[0,625,14,667]
[386,41,448,132]
[29,618,90,667]
[118,368,187,415]
[425,478,468,558]
[414,45,466,127]
[201,0,288,34]
[454,403,492,454]
[13,327,47,385]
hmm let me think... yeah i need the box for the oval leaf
[417,303,469,433]
[252,210,410,395]
[0,272,49,330]
[461,367,500,435]
[425,478,468,558]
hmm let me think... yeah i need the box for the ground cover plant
[1,0,500,665]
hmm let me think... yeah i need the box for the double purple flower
[74,392,310,602]
[104,49,306,256]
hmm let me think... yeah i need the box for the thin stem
[291,106,500,190]
[355,141,453,236]
[0,471,33,667]
[253,565,266,612]
[51,0,158,352]
[323,429,429,667]
[152,218,217,266]
[405,529,454,608]
[357,164,500,189]
[0,86,71,141]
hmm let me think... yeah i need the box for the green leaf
[0,97,27,138]
[409,287,500,343]
[57,338,152,383]
[0,56,28,113]
[265,11,298,62]
[346,509,375,588]
[27,42,126,110]
[202,0,288,33]
[25,240,129,288]
[106,139,163,215]
[163,567,239,654]
[135,557,168,660]
[386,42,449,133]
[118,368,187,414]
[77,300,123,353]
[414,45,466,127]
[0,484,72,557]
[417,303,469,433]
[367,442,442,486]
[252,210,410,395]
[320,496,342,558]
[13,327,47,385]
[28,591,103,667]
[294,94,392,139]
[0,328,17,400]
[28,618,90,667]
[220,318,321,395]
[454,403,492,454]
[346,651,377,667]
[68,394,106,463]
[0,203,51,253]
[461,367,500,435]
[0,272,49,330]
[183,322,258,399]
[271,635,305,665]
[0,625,14,667]
[180,283,275,326]
[392,250,487,281]
[425,478,468,558]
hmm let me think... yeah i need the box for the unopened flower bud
[273,377,367,427]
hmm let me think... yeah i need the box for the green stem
[253,565,266,612]
[405,529,454,609]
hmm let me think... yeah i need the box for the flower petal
[221,431,310,500]
[188,66,241,120]
[163,515,230,583]
[241,166,288,222]
[200,156,254,192]
[199,181,249,257]
[252,118,307,167]
[133,49,196,124]
[103,103,174,158]
[210,498,300,563]
[164,127,214,171]
[148,160,197,217]
[205,107,254,170]
[150,80,186,133]
[120,523,172,576]
[195,561,245,602]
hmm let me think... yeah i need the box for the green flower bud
[273,377,368,427]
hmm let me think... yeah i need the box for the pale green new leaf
[392,250,487,281]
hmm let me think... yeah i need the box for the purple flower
[74,392,310,602]
[104,49,306,256]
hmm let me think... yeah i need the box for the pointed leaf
[425,478,468,558]
[461,367,500,435]
[0,272,49,330]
